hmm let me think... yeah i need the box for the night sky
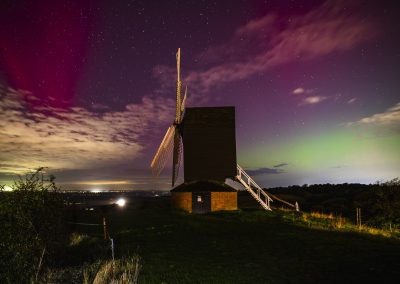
[0,0,399,189]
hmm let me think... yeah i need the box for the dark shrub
[0,169,67,283]
[368,178,400,227]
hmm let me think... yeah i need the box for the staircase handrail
[236,164,273,210]
[236,164,273,202]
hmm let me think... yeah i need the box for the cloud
[0,86,175,175]
[292,88,314,95]
[90,103,110,110]
[235,14,277,37]
[300,96,329,105]
[346,102,400,127]
[273,163,288,168]
[245,167,284,176]
[292,88,305,95]
[195,14,278,66]
[347,98,357,104]
[153,0,377,99]
[332,165,347,169]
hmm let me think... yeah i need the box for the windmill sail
[150,48,187,187]
[175,48,182,123]
[150,126,175,176]
[171,129,182,186]
[172,48,183,186]
[181,85,187,114]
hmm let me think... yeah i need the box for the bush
[368,178,400,227]
[0,168,67,283]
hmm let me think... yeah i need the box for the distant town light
[3,185,13,191]
[116,198,126,207]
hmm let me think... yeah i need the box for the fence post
[103,217,107,240]
[110,238,115,262]
[356,208,359,227]
[356,208,362,229]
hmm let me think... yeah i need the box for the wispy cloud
[273,163,288,168]
[292,87,314,95]
[347,98,357,104]
[292,88,305,95]
[346,102,400,127]
[332,165,347,169]
[0,86,174,175]
[154,0,377,100]
[245,167,284,176]
[299,96,329,106]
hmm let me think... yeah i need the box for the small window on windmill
[197,195,202,202]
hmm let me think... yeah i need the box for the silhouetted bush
[368,178,400,227]
[269,178,400,228]
[0,169,67,283]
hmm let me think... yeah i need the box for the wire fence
[67,222,102,226]
[67,219,115,263]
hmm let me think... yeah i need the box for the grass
[55,197,399,283]
[282,210,399,238]
[82,256,140,284]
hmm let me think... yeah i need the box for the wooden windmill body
[172,106,238,213]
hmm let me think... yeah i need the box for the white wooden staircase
[236,164,273,211]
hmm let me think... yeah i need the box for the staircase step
[236,164,273,211]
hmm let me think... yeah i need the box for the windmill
[150,49,298,213]
[150,48,187,187]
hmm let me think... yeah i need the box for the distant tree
[368,178,400,227]
[269,181,400,227]
[0,168,67,283]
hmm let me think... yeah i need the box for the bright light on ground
[90,188,102,193]
[116,198,126,207]
[3,185,13,191]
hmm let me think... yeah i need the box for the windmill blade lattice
[150,126,175,176]
[180,85,187,118]
[171,128,183,186]
[150,48,187,187]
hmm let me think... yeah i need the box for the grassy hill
[47,196,400,283]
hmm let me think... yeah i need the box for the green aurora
[239,126,400,186]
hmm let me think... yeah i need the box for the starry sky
[0,0,399,190]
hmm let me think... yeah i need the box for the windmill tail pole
[265,191,297,209]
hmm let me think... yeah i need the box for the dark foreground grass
[63,197,399,284]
